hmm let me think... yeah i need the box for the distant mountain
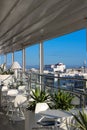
[26,65,39,69]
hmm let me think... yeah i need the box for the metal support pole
[1,54,4,64]
[40,42,44,74]
[39,42,44,90]
[12,52,14,65]
[4,54,7,69]
[22,48,26,72]
[4,54,7,64]
[86,28,87,72]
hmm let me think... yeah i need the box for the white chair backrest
[1,86,8,92]
[35,103,49,114]
[18,85,26,94]
[14,94,27,107]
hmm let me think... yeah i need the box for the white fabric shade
[11,61,21,69]
[0,0,87,54]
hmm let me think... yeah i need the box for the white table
[40,108,87,130]
[40,109,73,130]
[7,89,19,103]
[40,109,72,119]
[6,89,19,119]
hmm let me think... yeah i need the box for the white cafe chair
[33,103,60,130]
[1,85,8,107]
[12,94,27,121]
[6,89,18,118]
[18,85,27,95]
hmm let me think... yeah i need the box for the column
[39,42,44,90]
[12,52,14,65]
[40,42,44,74]
[22,48,26,72]
[4,54,7,63]
[4,54,7,69]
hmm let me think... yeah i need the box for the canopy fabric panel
[0,0,87,54]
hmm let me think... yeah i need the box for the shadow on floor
[0,107,25,130]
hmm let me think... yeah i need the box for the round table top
[7,89,18,96]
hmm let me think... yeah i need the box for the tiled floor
[0,107,25,130]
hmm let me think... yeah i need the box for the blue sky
[0,28,86,68]
[44,29,86,67]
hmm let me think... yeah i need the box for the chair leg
[6,102,15,120]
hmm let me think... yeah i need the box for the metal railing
[23,71,87,108]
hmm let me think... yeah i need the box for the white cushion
[7,89,18,96]
[1,86,8,92]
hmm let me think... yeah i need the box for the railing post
[58,73,60,90]
[79,94,86,108]
[82,94,86,108]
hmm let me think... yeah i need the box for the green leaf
[50,90,74,110]
[72,109,87,130]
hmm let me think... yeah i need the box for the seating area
[0,67,29,122]
[0,67,87,130]
[1,85,28,121]
[0,107,25,130]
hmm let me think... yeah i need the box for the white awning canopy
[0,0,87,54]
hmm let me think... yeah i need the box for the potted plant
[50,90,74,110]
[72,109,87,130]
[26,87,50,111]
[25,87,50,130]
[49,90,74,129]
[0,63,14,75]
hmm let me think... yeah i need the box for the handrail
[24,71,87,107]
